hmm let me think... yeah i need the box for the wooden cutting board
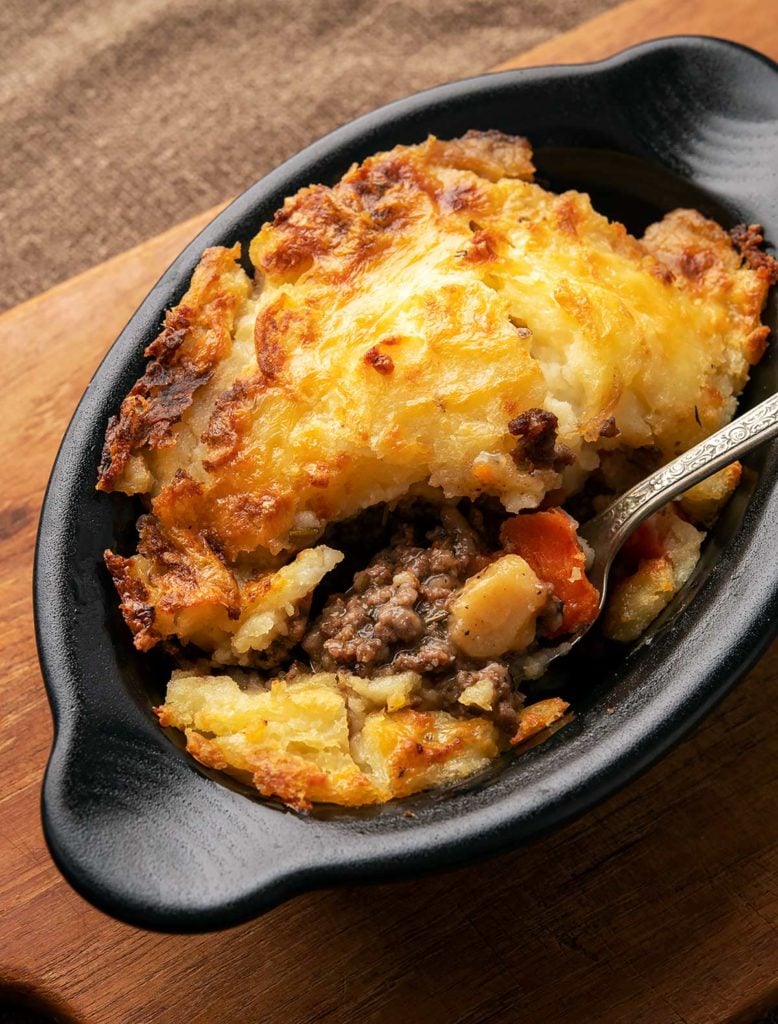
[2,1,778,1022]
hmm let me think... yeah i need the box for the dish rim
[35,33,778,932]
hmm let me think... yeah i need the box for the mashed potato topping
[98,131,776,809]
[158,670,566,810]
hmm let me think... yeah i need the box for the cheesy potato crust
[158,671,567,811]
[98,131,776,809]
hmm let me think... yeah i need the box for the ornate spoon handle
[581,392,778,602]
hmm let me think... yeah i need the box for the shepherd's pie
[98,131,777,809]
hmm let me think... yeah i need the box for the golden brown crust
[256,160,421,287]
[170,686,560,810]
[425,129,535,182]
[245,750,334,812]
[730,223,778,282]
[642,210,775,303]
[97,245,251,492]
[362,708,498,800]
[200,375,264,471]
[104,548,159,651]
[157,673,503,810]
[254,132,531,289]
[105,513,240,651]
[510,698,569,746]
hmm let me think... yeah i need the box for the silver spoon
[568,391,778,649]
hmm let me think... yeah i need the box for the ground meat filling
[453,662,519,734]
[304,508,485,674]
[509,407,574,471]
[302,506,537,733]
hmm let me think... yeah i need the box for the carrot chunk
[620,519,665,565]
[501,508,599,637]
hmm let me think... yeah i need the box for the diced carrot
[620,519,665,564]
[501,508,600,637]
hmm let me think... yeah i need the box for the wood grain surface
[2,0,778,1022]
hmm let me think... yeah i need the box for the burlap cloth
[1,0,618,312]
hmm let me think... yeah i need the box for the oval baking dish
[35,35,778,932]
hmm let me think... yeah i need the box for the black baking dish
[35,36,778,932]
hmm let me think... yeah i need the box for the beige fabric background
[1,0,619,312]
